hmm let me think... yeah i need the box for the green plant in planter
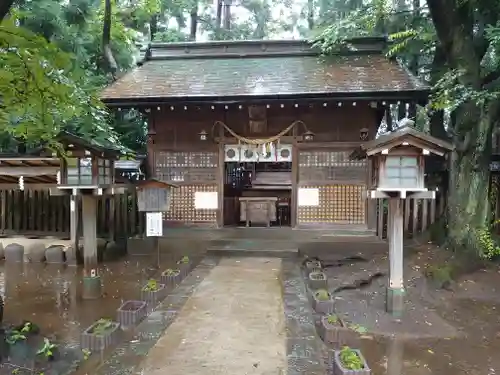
[348,323,368,334]
[142,279,160,292]
[36,338,57,360]
[315,289,330,301]
[6,330,26,344]
[20,322,33,334]
[91,318,114,335]
[177,256,190,264]
[82,348,92,360]
[163,268,180,276]
[326,313,339,325]
[339,346,364,370]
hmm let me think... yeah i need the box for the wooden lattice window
[155,151,217,183]
[297,185,366,224]
[164,184,217,222]
[298,151,366,183]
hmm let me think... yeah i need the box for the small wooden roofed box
[351,125,453,199]
[135,179,178,212]
[54,131,128,196]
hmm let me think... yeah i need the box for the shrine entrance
[222,143,293,228]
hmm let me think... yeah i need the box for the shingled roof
[101,38,429,105]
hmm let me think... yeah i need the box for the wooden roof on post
[0,157,60,187]
[350,126,454,159]
[100,37,430,106]
[0,132,128,189]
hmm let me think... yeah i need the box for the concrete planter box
[117,300,147,327]
[321,316,356,348]
[81,320,120,351]
[309,271,328,290]
[160,269,182,286]
[305,260,322,271]
[141,283,167,306]
[312,292,334,314]
[176,258,192,278]
[4,243,24,263]
[332,349,371,375]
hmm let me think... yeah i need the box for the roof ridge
[147,37,387,61]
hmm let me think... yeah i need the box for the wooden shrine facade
[101,38,429,230]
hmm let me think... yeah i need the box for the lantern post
[352,123,453,316]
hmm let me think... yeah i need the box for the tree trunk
[216,0,222,30]
[102,0,118,79]
[307,0,314,30]
[150,14,158,41]
[189,4,198,41]
[427,0,496,255]
[447,102,497,254]
[223,0,231,30]
[0,0,14,20]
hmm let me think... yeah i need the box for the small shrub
[347,323,368,334]
[82,348,91,360]
[339,346,364,370]
[6,330,26,344]
[142,279,160,292]
[91,318,114,335]
[425,264,453,286]
[315,289,330,301]
[177,256,190,264]
[36,338,57,360]
[326,314,339,325]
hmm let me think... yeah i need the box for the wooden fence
[0,187,446,240]
[375,191,446,239]
[0,189,145,239]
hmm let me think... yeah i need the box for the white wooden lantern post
[136,179,178,267]
[51,133,126,299]
[354,123,453,316]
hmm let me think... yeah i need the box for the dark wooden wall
[148,102,381,228]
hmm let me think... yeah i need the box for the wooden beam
[0,166,59,176]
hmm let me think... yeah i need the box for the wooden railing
[376,191,445,239]
[0,189,145,239]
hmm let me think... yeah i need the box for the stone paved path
[136,257,287,375]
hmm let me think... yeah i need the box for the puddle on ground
[0,247,201,374]
[1,248,499,375]
[326,297,500,375]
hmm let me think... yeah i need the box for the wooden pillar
[70,195,79,260]
[386,198,405,316]
[81,193,101,299]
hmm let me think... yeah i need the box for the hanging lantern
[303,130,314,141]
[198,130,208,141]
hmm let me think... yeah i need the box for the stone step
[206,243,299,258]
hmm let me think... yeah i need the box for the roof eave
[101,89,431,107]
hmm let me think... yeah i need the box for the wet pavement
[137,258,287,375]
[0,234,499,375]
[0,245,204,374]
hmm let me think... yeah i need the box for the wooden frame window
[382,156,419,188]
